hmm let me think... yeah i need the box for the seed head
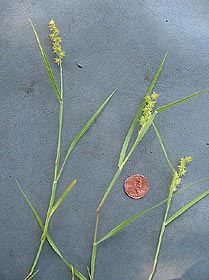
[178,156,192,176]
[139,92,159,126]
[170,156,192,193]
[48,19,65,65]
[172,171,181,192]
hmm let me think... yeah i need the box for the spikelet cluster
[140,92,159,126]
[48,20,65,65]
[173,156,192,190]
[172,171,181,192]
[178,156,192,176]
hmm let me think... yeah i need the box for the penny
[124,174,149,199]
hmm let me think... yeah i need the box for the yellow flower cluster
[172,156,192,191]
[172,171,181,192]
[140,92,159,126]
[48,20,65,65]
[178,156,192,176]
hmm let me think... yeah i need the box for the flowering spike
[178,156,192,176]
[48,19,65,65]
[139,92,159,126]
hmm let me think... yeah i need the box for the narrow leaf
[118,53,167,167]
[57,89,116,180]
[16,180,87,280]
[50,179,77,217]
[29,19,62,101]
[97,198,167,244]
[146,53,167,96]
[165,188,209,225]
[16,180,43,230]
[152,122,175,173]
[156,88,209,113]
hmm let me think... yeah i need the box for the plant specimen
[20,19,115,280]
[17,20,209,280]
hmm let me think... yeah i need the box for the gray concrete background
[1,1,209,279]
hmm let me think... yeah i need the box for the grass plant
[17,20,209,280]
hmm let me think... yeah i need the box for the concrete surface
[1,1,209,279]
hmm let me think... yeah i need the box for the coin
[124,174,149,199]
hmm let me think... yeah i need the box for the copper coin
[124,174,149,199]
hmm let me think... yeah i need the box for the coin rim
[124,174,149,199]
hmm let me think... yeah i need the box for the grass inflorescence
[17,20,209,280]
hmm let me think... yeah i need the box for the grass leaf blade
[165,188,209,225]
[29,19,62,101]
[57,89,116,180]
[118,53,167,167]
[97,198,167,244]
[50,179,77,217]
[156,88,209,113]
[16,180,44,230]
[146,52,167,96]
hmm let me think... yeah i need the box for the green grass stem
[147,123,179,280]
[90,168,121,279]
[148,174,176,280]
[90,244,97,280]
[41,65,64,236]
[71,267,75,280]
[97,168,122,212]
[24,61,64,279]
